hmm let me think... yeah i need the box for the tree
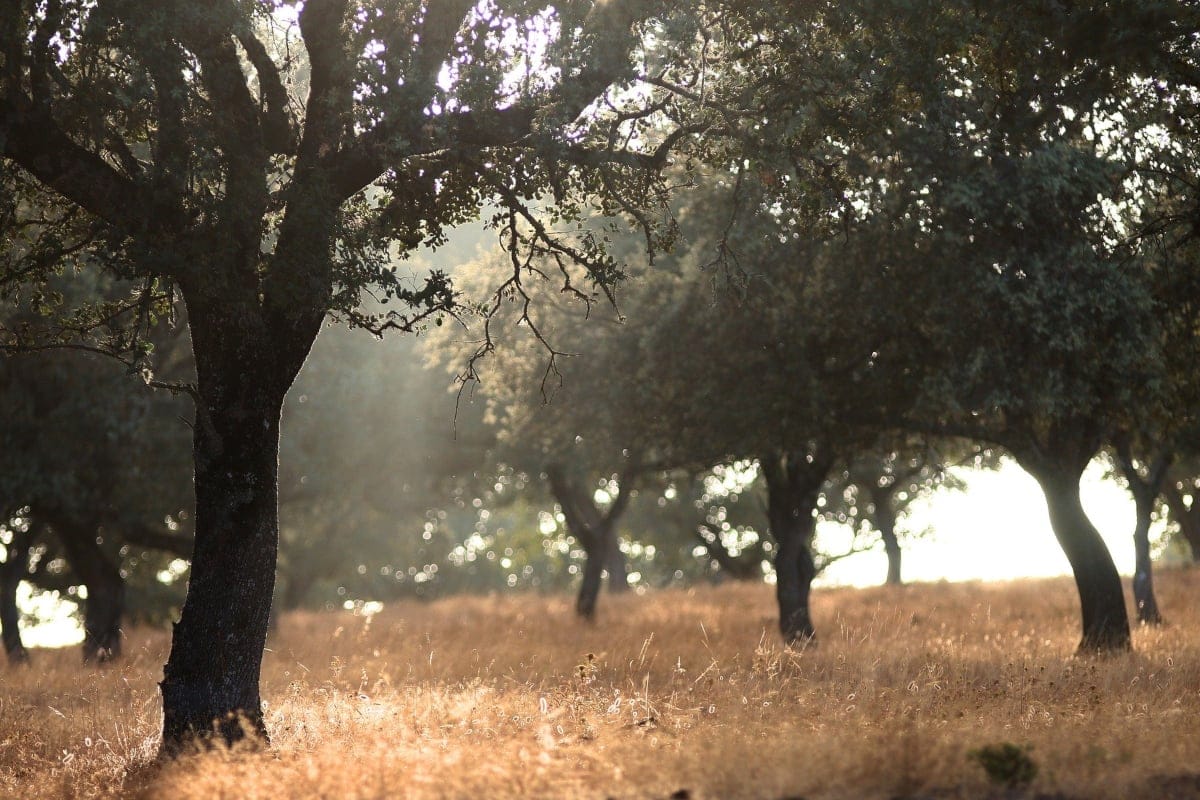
[425,242,659,618]
[824,441,975,587]
[1,1,719,749]
[1162,463,1200,562]
[727,0,1200,653]
[0,320,193,663]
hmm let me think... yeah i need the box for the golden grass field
[4,570,1200,800]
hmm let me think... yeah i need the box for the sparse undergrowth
[3,571,1200,799]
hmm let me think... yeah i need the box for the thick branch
[0,93,142,232]
[233,22,294,153]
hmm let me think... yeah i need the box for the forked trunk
[1027,463,1131,652]
[547,464,633,622]
[159,371,287,753]
[0,526,31,665]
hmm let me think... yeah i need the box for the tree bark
[1025,461,1131,652]
[761,450,832,646]
[0,525,32,665]
[158,334,292,753]
[1115,447,1168,625]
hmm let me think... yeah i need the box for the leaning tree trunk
[1024,460,1131,652]
[158,315,298,753]
[761,451,831,646]
[52,516,126,662]
[0,525,32,665]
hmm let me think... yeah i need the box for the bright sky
[816,458,1149,588]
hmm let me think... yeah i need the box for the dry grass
[4,571,1200,799]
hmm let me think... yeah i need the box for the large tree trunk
[1024,460,1131,652]
[158,326,293,753]
[761,450,832,646]
[0,525,32,665]
[53,518,126,663]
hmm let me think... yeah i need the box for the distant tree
[1162,462,1200,563]
[825,441,976,587]
[426,244,661,618]
[0,329,193,663]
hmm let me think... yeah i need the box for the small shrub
[968,742,1038,788]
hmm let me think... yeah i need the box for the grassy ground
[3,570,1200,799]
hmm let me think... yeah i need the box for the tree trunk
[772,514,818,644]
[158,363,288,753]
[1131,488,1161,625]
[1163,483,1200,562]
[0,526,32,665]
[547,464,633,622]
[604,533,630,593]
[49,515,126,662]
[761,450,832,646]
[576,523,608,620]
[871,486,902,586]
[1026,462,1131,652]
[1114,448,1168,625]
